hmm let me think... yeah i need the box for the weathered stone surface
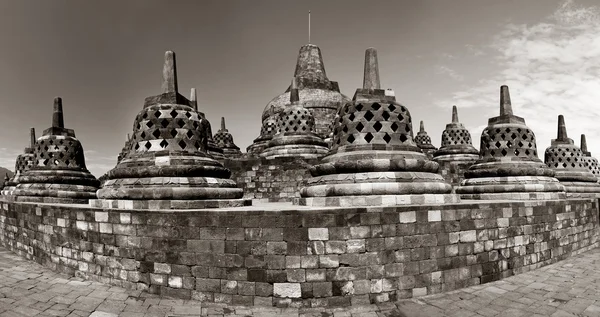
[414,121,437,159]
[1,128,36,196]
[457,86,566,200]
[213,117,243,158]
[580,134,600,180]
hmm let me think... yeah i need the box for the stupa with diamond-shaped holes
[92,51,248,209]
[433,105,479,162]
[1,128,37,196]
[457,85,565,200]
[543,115,600,197]
[260,77,329,159]
[414,120,437,159]
[297,48,457,206]
[213,117,243,158]
[11,98,99,204]
[580,134,600,180]
[190,88,225,160]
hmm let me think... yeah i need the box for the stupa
[213,117,243,158]
[12,98,100,204]
[260,78,329,159]
[414,121,437,159]
[433,106,479,161]
[189,88,225,160]
[297,48,457,206]
[246,116,277,155]
[93,51,248,209]
[117,133,132,163]
[248,44,349,153]
[1,128,36,196]
[456,86,565,200]
[543,116,600,197]
[580,134,600,179]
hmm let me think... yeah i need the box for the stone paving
[1,246,600,317]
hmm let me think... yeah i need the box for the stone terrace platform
[2,245,600,317]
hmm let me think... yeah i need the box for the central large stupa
[297,48,457,206]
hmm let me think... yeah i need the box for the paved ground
[1,246,600,317]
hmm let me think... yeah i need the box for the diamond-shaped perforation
[364,132,374,143]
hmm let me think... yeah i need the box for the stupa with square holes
[11,98,100,203]
[297,48,456,206]
[457,85,565,200]
[1,128,37,197]
[543,115,600,197]
[92,51,248,209]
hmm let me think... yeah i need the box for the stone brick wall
[224,157,318,202]
[438,160,477,191]
[0,199,598,308]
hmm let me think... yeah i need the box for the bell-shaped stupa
[433,106,479,161]
[580,134,600,179]
[297,48,457,206]
[543,116,600,196]
[1,128,37,196]
[260,78,329,159]
[457,86,565,200]
[246,116,277,155]
[12,98,100,203]
[414,121,437,159]
[93,51,247,209]
[117,133,132,163]
[190,88,225,160]
[248,44,349,153]
[213,117,243,158]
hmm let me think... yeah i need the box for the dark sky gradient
[0,0,578,176]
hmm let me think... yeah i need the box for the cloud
[436,65,465,81]
[437,0,600,158]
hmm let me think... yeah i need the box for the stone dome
[213,117,242,158]
[1,128,36,196]
[434,106,478,158]
[580,134,600,178]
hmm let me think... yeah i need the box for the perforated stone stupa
[1,128,36,196]
[248,44,349,153]
[297,48,457,206]
[414,121,437,159]
[11,98,100,204]
[543,116,600,197]
[260,78,329,159]
[433,106,479,161]
[92,51,247,209]
[213,117,242,158]
[580,134,600,179]
[246,116,277,155]
[190,88,224,160]
[457,86,565,200]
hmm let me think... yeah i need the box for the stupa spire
[581,134,589,153]
[363,48,380,90]
[221,117,226,131]
[557,115,568,141]
[290,77,299,104]
[52,97,64,128]
[452,105,459,123]
[420,120,425,132]
[293,44,327,81]
[162,51,178,94]
[190,88,198,111]
[29,128,36,148]
[500,85,513,116]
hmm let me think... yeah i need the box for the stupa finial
[500,85,513,116]
[29,127,36,148]
[452,105,459,123]
[363,48,380,90]
[420,120,425,132]
[557,115,568,140]
[162,51,178,94]
[221,117,226,131]
[190,88,198,111]
[290,77,299,104]
[581,134,588,153]
[52,97,64,128]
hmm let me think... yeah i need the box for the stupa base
[15,196,91,204]
[459,192,566,200]
[295,194,460,207]
[89,198,251,210]
[1,186,16,196]
[433,153,479,163]
[457,176,566,200]
[561,181,600,198]
[261,144,328,160]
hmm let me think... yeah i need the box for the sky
[0,0,599,177]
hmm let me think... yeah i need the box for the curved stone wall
[0,199,597,307]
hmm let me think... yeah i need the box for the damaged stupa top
[191,88,225,160]
[252,44,349,148]
[433,105,479,160]
[297,48,456,207]
[1,128,37,196]
[543,115,600,197]
[580,134,600,178]
[260,77,328,159]
[457,85,565,200]
[93,51,248,209]
[12,98,100,204]
[213,117,242,158]
[414,121,437,158]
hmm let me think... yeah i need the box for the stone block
[273,283,301,298]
